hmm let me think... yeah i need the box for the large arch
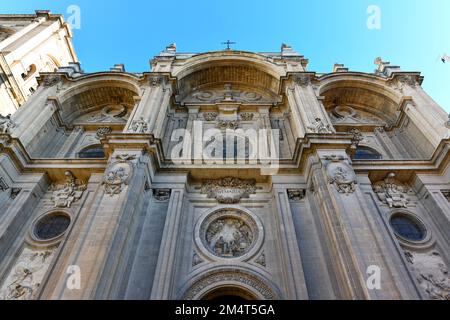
[173,51,286,101]
[57,74,140,123]
[318,73,404,126]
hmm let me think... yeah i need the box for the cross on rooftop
[221,40,236,50]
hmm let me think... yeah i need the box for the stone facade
[0,10,77,115]
[0,41,449,300]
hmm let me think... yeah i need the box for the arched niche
[57,76,140,124]
[318,75,403,128]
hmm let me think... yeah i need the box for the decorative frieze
[201,177,256,204]
[50,171,86,208]
[373,172,410,208]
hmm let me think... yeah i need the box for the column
[273,185,309,299]
[150,187,185,299]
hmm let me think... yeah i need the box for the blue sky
[2,0,449,111]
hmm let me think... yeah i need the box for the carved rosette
[102,154,136,196]
[50,171,86,208]
[323,155,357,195]
[373,172,410,208]
[201,177,256,204]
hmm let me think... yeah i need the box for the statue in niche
[51,171,86,208]
[307,118,332,133]
[0,114,16,133]
[373,172,410,208]
[205,217,253,258]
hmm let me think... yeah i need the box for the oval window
[389,213,426,242]
[34,212,71,241]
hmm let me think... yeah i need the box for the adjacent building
[0,10,77,115]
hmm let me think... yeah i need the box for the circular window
[389,213,426,242]
[34,212,71,241]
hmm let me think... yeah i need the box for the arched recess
[57,75,140,124]
[318,74,404,128]
[179,267,282,300]
[173,52,285,103]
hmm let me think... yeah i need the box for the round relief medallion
[197,209,263,260]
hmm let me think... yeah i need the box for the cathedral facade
[0,39,449,300]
